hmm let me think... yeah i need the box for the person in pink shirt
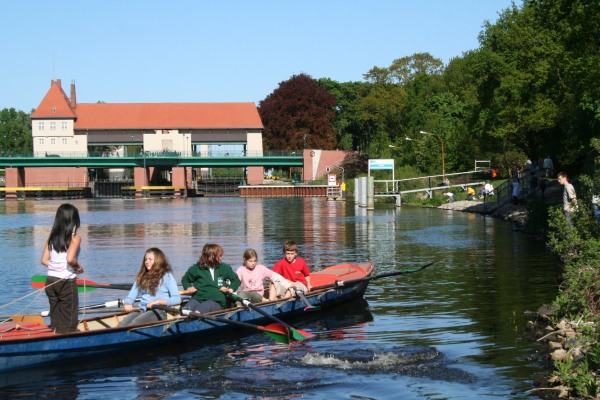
[269,240,311,301]
[236,248,288,303]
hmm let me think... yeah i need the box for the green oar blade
[290,327,317,341]
[262,324,291,344]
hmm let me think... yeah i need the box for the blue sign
[368,159,394,170]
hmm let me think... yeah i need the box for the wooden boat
[0,262,374,372]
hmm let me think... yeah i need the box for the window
[39,138,44,145]
[38,122,44,131]
[62,138,67,145]
[51,138,56,145]
[61,122,68,131]
[50,122,56,131]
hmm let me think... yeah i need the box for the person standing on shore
[557,172,577,226]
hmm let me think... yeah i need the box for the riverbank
[438,199,529,227]
[439,182,600,399]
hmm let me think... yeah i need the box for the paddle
[228,293,316,341]
[40,298,140,316]
[324,261,436,289]
[31,275,132,292]
[293,288,319,311]
[152,305,292,344]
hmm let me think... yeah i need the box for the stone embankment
[438,199,529,227]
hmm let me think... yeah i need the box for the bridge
[0,151,304,168]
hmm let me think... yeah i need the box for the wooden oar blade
[290,327,317,341]
[262,324,291,344]
[31,274,131,291]
[31,275,47,289]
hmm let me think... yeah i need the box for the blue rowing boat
[0,262,374,372]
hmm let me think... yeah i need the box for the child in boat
[269,240,311,301]
[181,244,241,313]
[118,247,181,327]
[41,203,84,333]
[236,248,289,303]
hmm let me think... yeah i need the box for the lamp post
[419,130,445,179]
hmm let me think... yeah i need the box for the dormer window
[52,107,56,113]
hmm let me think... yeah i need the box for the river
[0,197,560,399]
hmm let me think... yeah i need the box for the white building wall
[143,130,190,153]
[246,131,263,156]
[31,119,87,156]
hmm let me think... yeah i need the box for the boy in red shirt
[269,240,311,300]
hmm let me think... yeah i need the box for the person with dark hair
[118,247,181,327]
[181,244,240,313]
[41,203,84,333]
[558,172,577,226]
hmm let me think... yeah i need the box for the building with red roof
[30,79,264,157]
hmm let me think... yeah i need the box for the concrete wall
[303,149,352,182]
[6,167,88,187]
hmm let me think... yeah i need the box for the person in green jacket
[181,243,241,313]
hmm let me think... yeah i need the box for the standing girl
[118,247,181,327]
[181,244,240,313]
[41,203,84,333]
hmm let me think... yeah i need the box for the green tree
[317,78,367,152]
[0,108,32,153]
[474,4,563,165]
[259,74,337,151]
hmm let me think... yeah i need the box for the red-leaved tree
[259,73,337,151]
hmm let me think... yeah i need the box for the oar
[31,275,132,292]
[40,298,141,316]
[321,261,436,290]
[293,288,319,311]
[228,293,316,341]
[152,305,292,344]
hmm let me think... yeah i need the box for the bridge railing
[374,170,486,196]
[0,150,303,158]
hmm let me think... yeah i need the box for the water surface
[0,198,560,399]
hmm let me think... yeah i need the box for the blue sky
[1,1,519,112]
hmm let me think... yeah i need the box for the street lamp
[419,130,445,179]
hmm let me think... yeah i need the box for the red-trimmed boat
[0,262,374,372]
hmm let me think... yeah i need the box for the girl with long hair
[118,247,181,326]
[41,203,84,333]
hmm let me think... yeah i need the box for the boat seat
[12,315,45,325]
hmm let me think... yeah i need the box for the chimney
[70,81,77,109]
[56,79,61,88]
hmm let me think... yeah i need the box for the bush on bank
[543,172,600,398]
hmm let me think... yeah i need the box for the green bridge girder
[0,155,304,168]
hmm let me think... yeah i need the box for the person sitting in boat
[41,203,84,333]
[118,247,181,327]
[269,240,311,301]
[236,248,289,304]
[181,244,241,313]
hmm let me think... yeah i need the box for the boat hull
[0,262,373,372]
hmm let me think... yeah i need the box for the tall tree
[0,108,32,153]
[317,78,367,152]
[474,4,563,165]
[259,74,337,151]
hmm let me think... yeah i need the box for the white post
[359,177,368,207]
[367,176,374,210]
